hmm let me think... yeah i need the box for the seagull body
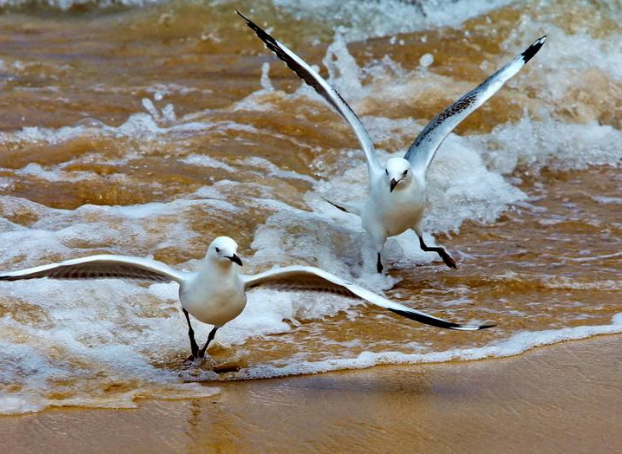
[180,246,247,328]
[238,11,546,273]
[363,159,426,244]
[0,236,493,361]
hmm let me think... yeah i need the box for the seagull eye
[215,247,220,253]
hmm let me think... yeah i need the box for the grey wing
[404,36,547,174]
[0,254,187,283]
[237,11,383,178]
[243,265,494,331]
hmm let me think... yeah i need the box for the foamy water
[0,0,620,414]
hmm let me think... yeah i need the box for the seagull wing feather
[237,10,383,178]
[0,255,187,283]
[243,266,494,331]
[404,36,547,175]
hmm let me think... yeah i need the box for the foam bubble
[419,53,434,68]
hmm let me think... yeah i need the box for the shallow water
[0,0,620,414]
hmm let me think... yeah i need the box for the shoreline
[2,333,622,453]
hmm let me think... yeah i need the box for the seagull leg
[376,253,384,273]
[183,309,200,359]
[418,236,457,269]
[372,235,387,274]
[198,326,219,358]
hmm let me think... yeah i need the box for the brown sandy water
[0,0,620,413]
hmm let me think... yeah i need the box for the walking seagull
[0,237,493,360]
[238,11,546,273]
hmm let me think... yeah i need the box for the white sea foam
[244,156,316,184]
[0,277,220,415]
[467,117,622,174]
[0,0,165,10]
[0,0,514,29]
[0,98,254,147]
[592,196,622,205]
[17,162,99,183]
[269,0,517,41]
[180,154,237,173]
[0,194,238,267]
[234,313,622,380]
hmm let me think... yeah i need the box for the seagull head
[208,236,243,267]
[385,157,412,192]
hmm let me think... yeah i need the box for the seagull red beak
[390,178,399,192]
[228,254,243,266]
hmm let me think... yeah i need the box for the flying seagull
[238,11,546,273]
[0,236,493,361]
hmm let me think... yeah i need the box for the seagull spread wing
[237,10,383,178]
[0,255,187,283]
[243,265,494,331]
[404,36,547,175]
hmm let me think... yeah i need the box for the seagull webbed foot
[183,354,202,366]
[182,353,218,370]
[438,249,457,269]
[418,235,457,269]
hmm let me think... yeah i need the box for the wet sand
[2,334,621,454]
[0,2,621,410]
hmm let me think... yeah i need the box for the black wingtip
[235,9,249,22]
[521,35,547,64]
[478,323,496,330]
[388,308,460,330]
[0,275,31,281]
[235,9,278,51]
[389,308,496,331]
[236,10,258,32]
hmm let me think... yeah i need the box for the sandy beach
[2,335,621,454]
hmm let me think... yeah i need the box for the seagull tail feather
[321,197,362,216]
